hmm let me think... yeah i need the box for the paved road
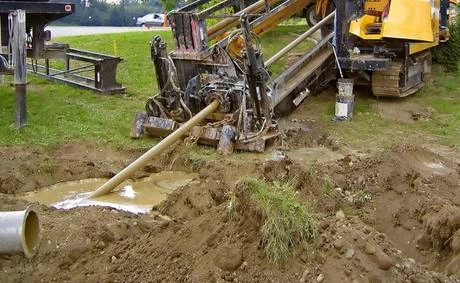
[48,26,169,38]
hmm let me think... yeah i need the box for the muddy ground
[1,90,460,283]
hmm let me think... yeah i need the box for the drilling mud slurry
[285,147,344,163]
[21,171,197,214]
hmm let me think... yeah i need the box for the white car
[136,13,165,27]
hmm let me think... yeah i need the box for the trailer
[0,0,125,93]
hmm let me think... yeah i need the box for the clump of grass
[433,17,460,72]
[242,177,318,263]
[322,177,333,195]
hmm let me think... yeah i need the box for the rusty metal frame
[27,46,125,94]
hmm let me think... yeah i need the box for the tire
[305,5,319,27]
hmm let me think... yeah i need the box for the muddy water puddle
[285,147,344,163]
[22,171,197,214]
[234,147,344,163]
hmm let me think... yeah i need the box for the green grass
[259,26,315,76]
[0,31,171,148]
[1,25,459,151]
[414,67,460,145]
[242,177,318,263]
[325,94,399,148]
[0,76,153,148]
[310,64,460,149]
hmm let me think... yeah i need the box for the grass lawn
[0,26,459,149]
[0,31,168,148]
[321,65,460,149]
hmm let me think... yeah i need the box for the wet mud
[22,171,197,214]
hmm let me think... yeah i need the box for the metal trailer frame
[0,1,125,94]
[28,46,125,94]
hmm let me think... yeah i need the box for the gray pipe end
[22,206,41,258]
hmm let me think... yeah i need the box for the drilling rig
[131,0,336,153]
[130,0,453,153]
[94,0,456,196]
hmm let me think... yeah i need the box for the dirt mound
[322,144,460,274]
[0,143,145,195]
[0,196,162,282]
[1,143,459,282]
[421,206,460,250]
[420,206,460,277]
[316,215,456,283]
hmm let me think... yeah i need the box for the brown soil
[0,143,145,195]
[1,103,460,282]
[374,99,435,123]
[1,141,459,283]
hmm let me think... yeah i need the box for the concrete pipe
[0,206,41,258]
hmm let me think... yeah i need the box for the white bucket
[0,206,41,258]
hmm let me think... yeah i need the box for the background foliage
[56,0,164,26]
[433,17,460,72]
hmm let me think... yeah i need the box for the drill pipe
[89,100,220,198]
[207,0,281,40]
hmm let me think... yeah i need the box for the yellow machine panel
[408,42,438,54]
[349,14,383,40]
[350,0,439,43]
[382,0,434,42]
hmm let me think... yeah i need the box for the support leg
[11,10,27,128]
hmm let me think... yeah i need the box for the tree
[55,0,163,26]
[160,0,178,12]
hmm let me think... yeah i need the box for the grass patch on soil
[242,177,318,263]
[414,68,460,146]
[317,64,460,149]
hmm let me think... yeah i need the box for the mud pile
[322,145,460,278]
[0,143,145,195]
[0,143,459,282]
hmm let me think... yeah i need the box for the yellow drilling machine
[129,0,454,152]
[334,0,454,97]
[92,0,456,197]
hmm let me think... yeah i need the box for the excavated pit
[0,137,459,282]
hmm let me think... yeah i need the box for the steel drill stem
[265,11,335,67]
[89,100,220,198]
